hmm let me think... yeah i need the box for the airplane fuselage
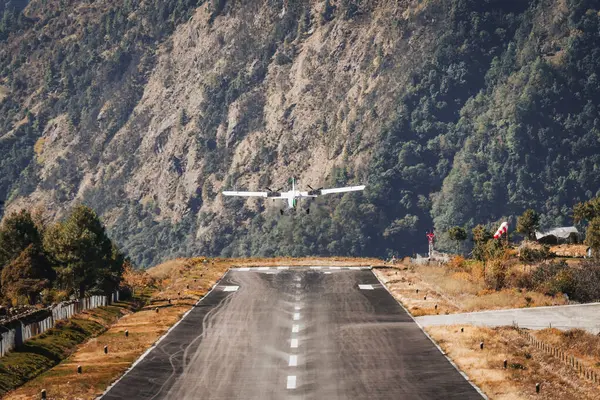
[279,191,318,209]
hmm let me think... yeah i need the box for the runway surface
[417,302,600,334]
[102,267,483,399]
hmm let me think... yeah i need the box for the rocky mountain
[1,0,599,266]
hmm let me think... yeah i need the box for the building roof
[535,226,579,240]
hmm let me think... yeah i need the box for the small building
[535,227,580,245]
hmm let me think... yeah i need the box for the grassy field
[426,325,600,400]
[373,254,600,399]
[374,261,568,316]
[3,257,379,399]
[0,301,136,397]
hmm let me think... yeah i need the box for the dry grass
[374,261,567,316]
[533,329,600,374]
[426,325,600,400]
[4,301,195,400]
[4,257,231,400]
[549,244,588,258]
[5,257,377,399]
[0,85,8,103]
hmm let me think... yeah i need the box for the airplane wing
[222,191,269,198]
[320,185,366,195]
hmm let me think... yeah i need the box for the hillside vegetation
[0,205,124,306]
[1,0,599,265]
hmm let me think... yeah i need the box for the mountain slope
[1,0,599,266]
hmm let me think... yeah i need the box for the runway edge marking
[96,269,233,399]
[371,270,489,400]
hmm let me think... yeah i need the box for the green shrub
[570,260,600,302]
[506,269,534,290]
[532,261,571,295]
[484,240,506,261]
[484,258,509,290]
[519,245,550,263]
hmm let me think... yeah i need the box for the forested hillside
[1,0,599,266]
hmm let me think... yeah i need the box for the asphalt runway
[101,267,483,400]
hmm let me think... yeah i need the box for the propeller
[265,187,283,198]
[307,185,323,196]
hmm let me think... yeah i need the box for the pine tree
[1,244,55,305]
[0,210,42,269]
[44,65,55,91]
[179,108,188,126]
[321,0,335,23]
[516,209,540,241]
[448,226,467,254]
[574,197,600,223]
[44,205,121,297]
[472,224,492,261]
[585,217,600,253]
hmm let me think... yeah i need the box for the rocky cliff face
[2,0,600,265]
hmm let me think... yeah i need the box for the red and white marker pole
[426,232,435,258]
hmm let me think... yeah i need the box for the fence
[518,328,599,384]
[411,251,451,265]
[0,291,119,358]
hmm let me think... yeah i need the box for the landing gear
[280,209,284,215]
[306,208,310,215]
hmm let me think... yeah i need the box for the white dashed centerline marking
[358,284,374,290]
[291,338,299,348]
[257,267,269,271]
[310,266,322,270]
[222,286,240,292]
[294,305,301,310]
[289,355,298,367]
[293,313,300,320]
[330,266,341,270]
[287,375,297,389]
[277,266,289,270]
[292,324,299,333]
[324,271,332,274]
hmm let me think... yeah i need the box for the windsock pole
[493,222,509,243]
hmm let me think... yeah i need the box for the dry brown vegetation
[4,301,196,400]
[4,257,378,399]
[550,244,588,258]
[0,85,8,103]
[375,253,600,399]
[426,325,600,400]
[374,258,568,317]
[533,328,600,376]
[4,257,229,400]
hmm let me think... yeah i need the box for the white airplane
[222,177,366,214]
